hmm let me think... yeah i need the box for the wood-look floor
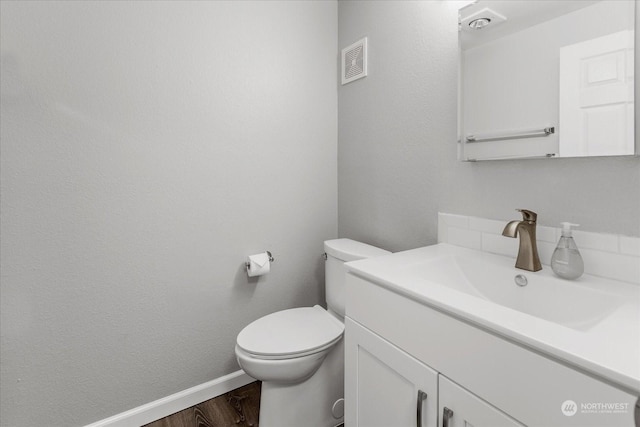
[144,381,261,427]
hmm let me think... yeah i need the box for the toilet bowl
[235,239,390,427]
[235,305,344,384]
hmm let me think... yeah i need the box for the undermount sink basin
[404,253,624,331]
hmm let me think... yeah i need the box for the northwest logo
[561,400,578,416]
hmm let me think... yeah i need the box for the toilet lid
[237,305,344,358]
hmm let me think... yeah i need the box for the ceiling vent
[342,37,368,85]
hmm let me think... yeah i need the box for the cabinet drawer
[346,273,638,427]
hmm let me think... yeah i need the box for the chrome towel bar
[466,126,555,143]
[466,153,556,162]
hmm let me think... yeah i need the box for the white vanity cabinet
[346,318,523,427]
[345,317,438,427]
[345,272,639,427]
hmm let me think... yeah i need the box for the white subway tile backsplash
[536,226,557,243]
[439,213,469,229]
[620,236,640,256]
[437,218,448,244]
[448,226,482,250]
[438,212,640,285]
[571,230,619,253]
[537,241,557,267]
[469,217,505,235]
[482,232,518,257]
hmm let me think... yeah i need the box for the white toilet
[235,238,390,427]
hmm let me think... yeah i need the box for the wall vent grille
[341,37,368,85]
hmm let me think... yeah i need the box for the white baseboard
[85,370,254,427]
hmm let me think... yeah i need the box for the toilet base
[259,339,344,427]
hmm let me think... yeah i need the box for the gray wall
[338,0,640,253]
[0,1,337,425]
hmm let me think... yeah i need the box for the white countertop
[346,243,640,394]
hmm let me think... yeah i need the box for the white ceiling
[459,0,601,49]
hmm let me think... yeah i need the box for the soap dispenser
[551,222,584,280]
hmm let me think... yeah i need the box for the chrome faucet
[502,209,542,272]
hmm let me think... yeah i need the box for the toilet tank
[324,239,390,318]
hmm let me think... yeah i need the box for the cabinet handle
[442,407,454,427]
[416,390,428,427]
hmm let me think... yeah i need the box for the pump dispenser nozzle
[560,222,579,237]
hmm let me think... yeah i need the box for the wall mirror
[458,0,636,161]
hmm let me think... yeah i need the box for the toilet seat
[236,305,344,360]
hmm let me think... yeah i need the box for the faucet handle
[517,209,537,222]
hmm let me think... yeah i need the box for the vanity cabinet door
[438,375,524,427]
[345,317,438,427]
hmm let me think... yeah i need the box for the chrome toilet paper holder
[245,251,274,269]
